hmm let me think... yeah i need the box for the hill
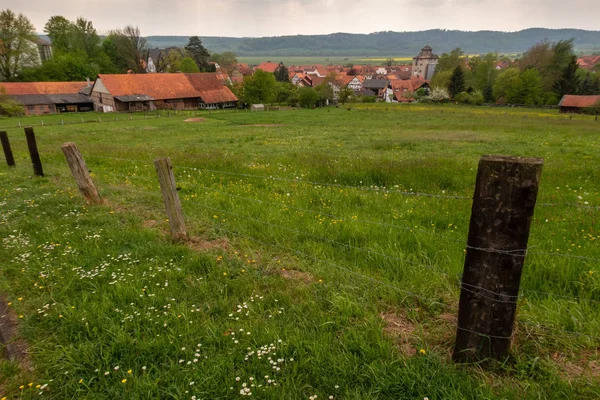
[143,28,600,56]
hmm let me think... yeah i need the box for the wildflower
[78,379,83,384]
[19,385,25,389]
[114,366,120,371]
[142,366,147,371]
[121,379,127,384]
[104,372,110,376]
[127,370,132,374]
[419,349,427,355]
[18,297,23,301]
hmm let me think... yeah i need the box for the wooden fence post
[154,157,187,241]
[453,155,543,363]
[24,127,44,177]
[1,131,16,167]
[61,143,102,205]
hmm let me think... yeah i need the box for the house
[577,55,600,71]
[0,81,93,115]
[255,62,281,73]
[363,79,389,97]
[558,95,600,113]
[35,37,53,62]
[90,73,238,112]
[412,45,439,80]
[388,77,431,103]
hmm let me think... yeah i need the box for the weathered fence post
[24,127,44,177]
[1,131,16,167]
[61,143,102,205]
[154,157,187,241]
[453,155,543,363]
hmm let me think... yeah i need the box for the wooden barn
[90,73,238,112]
[559,95,600,114]
[0,82,93,115]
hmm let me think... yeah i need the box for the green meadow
[0,104,599,399]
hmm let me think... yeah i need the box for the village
[2,38,600,116]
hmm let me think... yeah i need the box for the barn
[90,73,238,112]
[559,95,600,114]
[0,82,93,115]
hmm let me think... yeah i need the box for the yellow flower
[223,272,227,276]
[127,369,132,374]
[78,379,83,384]
[121,379,127,384]
[419,349,426,355]
[18,315,24,319]
[18,297,23,301]
[19,385,25,389]
[28,382,33,387]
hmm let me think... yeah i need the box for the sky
[4,0,600,37]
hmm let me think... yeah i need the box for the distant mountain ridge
[38,28,600,57]
[143,29,600,56]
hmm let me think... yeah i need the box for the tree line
[0,9,239,82]
[431,40,600,106]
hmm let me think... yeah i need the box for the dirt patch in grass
[0,296,30,370]
[143,220,157,228]
[184,118,206,123]
[551,352,600,381]
[187,236,229,251]
[277,268,315,284]
[380,311,417,357]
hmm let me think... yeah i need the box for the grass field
[236,56,414,66]
[1,104,599,399]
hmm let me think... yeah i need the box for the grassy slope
[0,104,599,399]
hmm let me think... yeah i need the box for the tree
[436,48,464,74]
[274,82,299,105]
[298,87,319,108]
[185,36,211,71]
[338,86,353,104]
[384,58,395,67]
[210,52,237,68]
[553,55,580,97]
[242,69,277,105]
[493,68,520,102]
[107,26,148,73]
[166,49,183,72]
[431,69,453,90]
[44,16,73,53]
[273,63,289,82]
[579,72,600,95]
[20,52,99,81]
[0,9,39,80]
[426,87,450,103]
[472,53,499,100]
[315,82,334,107]
[70,17,102,60]
[0,86,23,115]
[180,57,200,73]
[448,65,465,98]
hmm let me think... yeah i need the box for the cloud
[2,0,600,36]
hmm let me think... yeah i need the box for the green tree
[273,63,289,82]
[472,53,499,100]
[44,16,73,53]
[298,87,319,108]
[579,72,600,95]
[0,9,39,80]
[107,26,148,73]
[70,17,102,60]
[242,69,277,105]
[20,52,99,81]
[274,82,298,105]
[166,49,183,72]
[0,86,23,115]
[185,36,211,71]
[436,48,464,74]
[338,86,353,104]
[431,69,453,90]
[493,68,520,102]
[553,55,580,97]
[209,52,237,68]
[448,65,465,98]
[511,68,543,105]
[179,57,200,73]
[315,82,334,107]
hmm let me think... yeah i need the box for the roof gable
[559,95,600,108]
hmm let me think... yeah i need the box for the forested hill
[143,29,600,56]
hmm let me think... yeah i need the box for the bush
[0,98,24,116]
[425,87,450,103]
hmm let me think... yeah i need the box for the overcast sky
[4,0,600,37]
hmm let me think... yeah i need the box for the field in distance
[0,104,599,399]
[237,55,414,66]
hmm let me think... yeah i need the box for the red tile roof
[559,95,600,108]
[577,56,600,70]
[0,81,88,95]
[94,73,237,104]
[256,62,280,73]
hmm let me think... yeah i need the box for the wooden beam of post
[0,131,16,167]
[453,155,543,364]
[154,157,187,241]
[61,142,102,205]
[24,127,44,177]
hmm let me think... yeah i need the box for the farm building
[90,73,238,112]
[0,81,93,115]
[559,95,600,113]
